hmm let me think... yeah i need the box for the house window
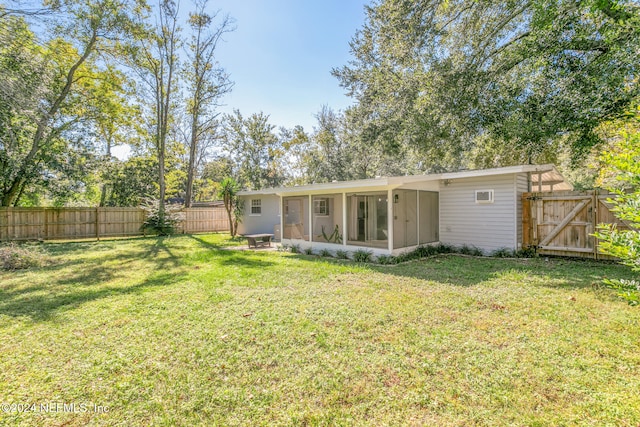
[251,199,262,215]
[314,198,329,216]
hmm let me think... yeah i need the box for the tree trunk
[185,110,199,208]
[99,140,111,207]
[1,29,97,207]
[224,195,235,236]
[158,145,166,212]
[1,177,25,206]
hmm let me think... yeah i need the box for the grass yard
[1,233,639,426]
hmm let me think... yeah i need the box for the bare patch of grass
[0,243,52,270]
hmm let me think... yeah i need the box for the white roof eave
[237,164,571,196]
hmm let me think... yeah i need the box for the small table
[244,234,274,248]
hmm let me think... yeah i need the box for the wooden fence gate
[522,190,629,259]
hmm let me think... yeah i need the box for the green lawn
[1,234,639,426]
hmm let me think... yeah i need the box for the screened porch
[281,189,439,253]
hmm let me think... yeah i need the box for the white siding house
[237,194,280,238]
[238,165,571,255]
[439,174,519,252]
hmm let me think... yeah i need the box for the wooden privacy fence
[178,207,229,234]
[0,206,229,242]
[522,190,630,259]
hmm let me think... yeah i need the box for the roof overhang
[238,164,572,196]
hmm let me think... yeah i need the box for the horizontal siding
[439,174,518,252]
[515,173,530,248]
[238,195,280,236]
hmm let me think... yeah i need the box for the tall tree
[222,110,285,190]
[334,0,640,169]
[279,125,311,185]
[85,67,142,206]
[297,106,425,185]
[131,0,181,214]
[306,106,353,183]
[0,0,144,206]
[217,176,241,237]
[183,0,234,207]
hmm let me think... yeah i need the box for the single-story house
[237,164,571,256]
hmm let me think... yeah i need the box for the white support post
[342,192,347,247]
[308,194,313,242]
[416,190,420,246]
[280,196,284,242]
[388,189,394,253]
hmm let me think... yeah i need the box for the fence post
[96,207,100,241]
[9,207,14,240]
[0,208,6,241]
[593,189,598,260]
[44,208,49,240]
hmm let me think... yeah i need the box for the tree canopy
[2,0,640,207]
[334,0,640,169]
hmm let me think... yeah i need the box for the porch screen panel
[312,195,343,244]
[419,191,439,244]
[367,196,378,242]
[393,189,418,249]
[346,193,388,248]
[348,196,359,241]
[406,190,418,247]
[283,197,305,239]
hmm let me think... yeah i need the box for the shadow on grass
[186,234,244,250]
[0,236,196,322]
[286,251,633,290]
[0,271,186,321]
[0,234,276,321]
[142,236,181,268]
[367,254,635,289]
[42,235,184,272]
[186,235,276,270]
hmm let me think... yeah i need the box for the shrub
[491,247,514,258]
[304,247,314,255]
[0,243,50,270]
[395,252,415,263]
[319,248,333,258]
[414,245,438,258]
[352,249,373,263]
[514,247,537,258]
[140,199,184,236]
[435,243,455,253]
[459,244,484,256]
[290,244,301,254]
[593,127,640,305]
[335,250,349,259]
[604,278,640,306]
[376,254,396,265]
[277,244,289,252]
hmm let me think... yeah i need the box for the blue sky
[209,0,369,132]
[112,0,369,159]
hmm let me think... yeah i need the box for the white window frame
[250,199,262,215]
[475,189,495,204]
[314,198,329,216]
